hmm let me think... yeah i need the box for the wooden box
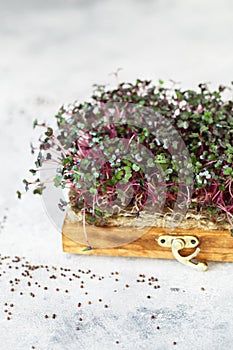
[62,214,233,263]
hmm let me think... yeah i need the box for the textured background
[0,0,233,349]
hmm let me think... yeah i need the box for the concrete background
[0,0,233,349]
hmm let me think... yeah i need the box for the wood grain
[62,214,233,262]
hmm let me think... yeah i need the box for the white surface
[0,0,233,349]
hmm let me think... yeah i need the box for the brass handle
[171,238,207,272]
[157,235,208,271]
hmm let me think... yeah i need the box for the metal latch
[157,235,208,271]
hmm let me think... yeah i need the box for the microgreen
[19,80,233,243]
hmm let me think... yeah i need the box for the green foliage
[22,79,233,225]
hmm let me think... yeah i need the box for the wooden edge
[62,216,233,262]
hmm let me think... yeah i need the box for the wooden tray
[62,214,233,262]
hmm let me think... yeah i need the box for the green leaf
[16,191,22,199]
[45,127,53,137]
[54,175,62,187]
[223,167,233,176]
[33,187,45,195]
[29,169,37,175]
[132,164,140,172]
[33,119,38,128]
[90,188,98,194]
[82,247,93,252]
[116,170,124,179]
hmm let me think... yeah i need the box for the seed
[104,305,109,308]
[99,299,102,302]
[88,301,91,305]
[45,315,49,319]
[201,287,205,291]
[76,327,80,330]
[115,279,119,282]
[77,303,81,307]
[79,317,83,321]
[147,295,151,299]
[44,287,48,290]
[56,288,59,292]
[157,326,160,330]
[173,342,177,345]
[52,314,56,319]
[151,315,155,319]
[10,304,14,308]
[116,341,119,344]
[125,284,129,288]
